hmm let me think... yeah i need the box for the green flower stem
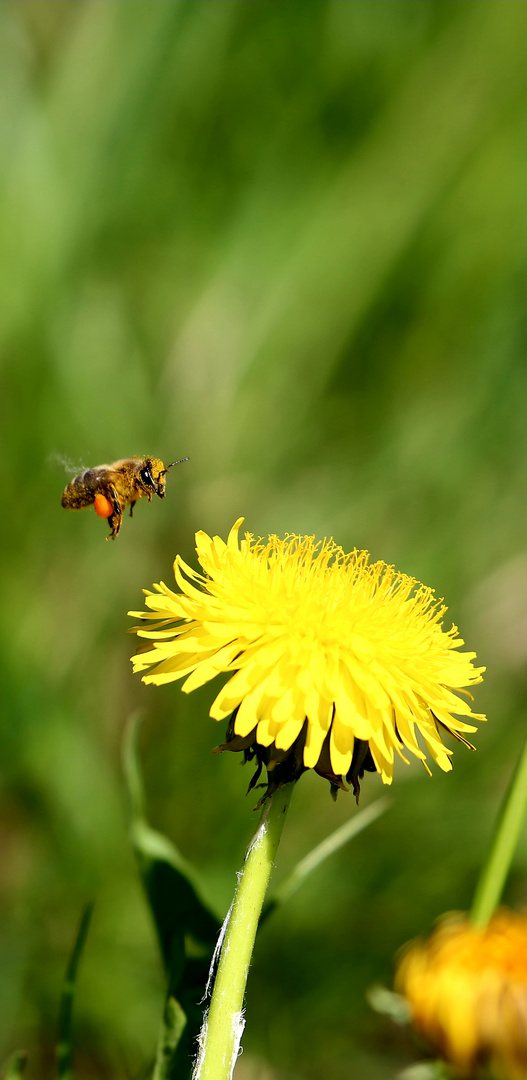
[193,783,294,1080]
[471,732,527,928]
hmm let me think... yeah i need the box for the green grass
[2,2,527,1077]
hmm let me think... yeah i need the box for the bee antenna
[166,457,189,470]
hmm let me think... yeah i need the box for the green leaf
[123,715,221,1079]
[56,903,94,1080]
[153,997,188,1080]
[131,819,220,977]
[3,1052,28,1079]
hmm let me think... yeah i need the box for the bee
[61,455,188,539]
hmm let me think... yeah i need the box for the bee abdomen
[61,469,101,509]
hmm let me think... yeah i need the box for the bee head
[139,456,189,498]
[139,457,166,498]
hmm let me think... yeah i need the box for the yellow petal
[329,721,354,776]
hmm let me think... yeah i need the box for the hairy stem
[193,783,294,1080]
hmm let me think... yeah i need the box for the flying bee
[61,455,188,539]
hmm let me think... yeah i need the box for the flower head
[395,911,527,1079]
[129,519,484,799]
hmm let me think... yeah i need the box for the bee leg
[107,511,123,540]
[129,500,136,518]
[106,485,123,540]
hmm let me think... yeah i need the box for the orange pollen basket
[94,493,113,519]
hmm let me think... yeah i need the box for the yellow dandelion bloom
[129,519,484,799]
[395,911,527,1080]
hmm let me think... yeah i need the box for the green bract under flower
[129,519,485,795]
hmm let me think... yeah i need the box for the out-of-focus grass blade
[123,715,221,1079]
[56,902,94,1080]
[3,1052,28,1079]
[261,797,390,924]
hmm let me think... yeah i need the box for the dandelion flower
[395,910,527,1079]
[129,519,484,799]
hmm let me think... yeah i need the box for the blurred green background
[2,1,527,1077]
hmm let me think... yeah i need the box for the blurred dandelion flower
[395,910,527,1080]
[129,519,484,799]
